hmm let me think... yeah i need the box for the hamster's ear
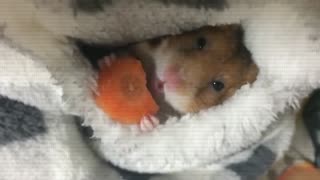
[230,24,244,36]
[224,24,244,44]
[245,63,259,84]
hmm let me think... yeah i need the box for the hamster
[100,24,259,131]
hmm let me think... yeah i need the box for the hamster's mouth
[150,73,165,96]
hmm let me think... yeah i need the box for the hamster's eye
[211,81,224,92]
[195,37,207,50]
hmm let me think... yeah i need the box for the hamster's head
[133,25,259,114]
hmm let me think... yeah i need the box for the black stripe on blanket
[73,0,227,13]
[158,0,227,10]
[0,23,5,38]
[109,145,275,180]
[227,146,276,180]
[72,0,111,12]
[109,163,155,180]
[0,96,46,145]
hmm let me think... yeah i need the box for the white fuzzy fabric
[0,41,62,112]
[1,0,320,175]
[0,40,121,180]
[0,113,120,180]
[79,0,320,173]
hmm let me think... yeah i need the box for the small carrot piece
[94,56,159,124]
[278,162,320,180]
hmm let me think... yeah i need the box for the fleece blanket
[0,0,319,179]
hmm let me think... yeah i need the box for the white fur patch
[152,43,193,112]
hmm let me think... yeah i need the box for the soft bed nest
[20,0,320,175]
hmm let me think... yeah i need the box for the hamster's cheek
[163,88,192,113]
[187,89,222,113]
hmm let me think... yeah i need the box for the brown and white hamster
[101,24,259,131]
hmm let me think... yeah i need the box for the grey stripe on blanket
[112,145,275,180]
[0,96,46,145]
[227,146,276,180]
[73,0,227,13]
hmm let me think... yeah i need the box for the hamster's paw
[98,53,116,68]
[139,115,159,132]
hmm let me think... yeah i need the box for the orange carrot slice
[278,162,320,180]
[94,56,159,124]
